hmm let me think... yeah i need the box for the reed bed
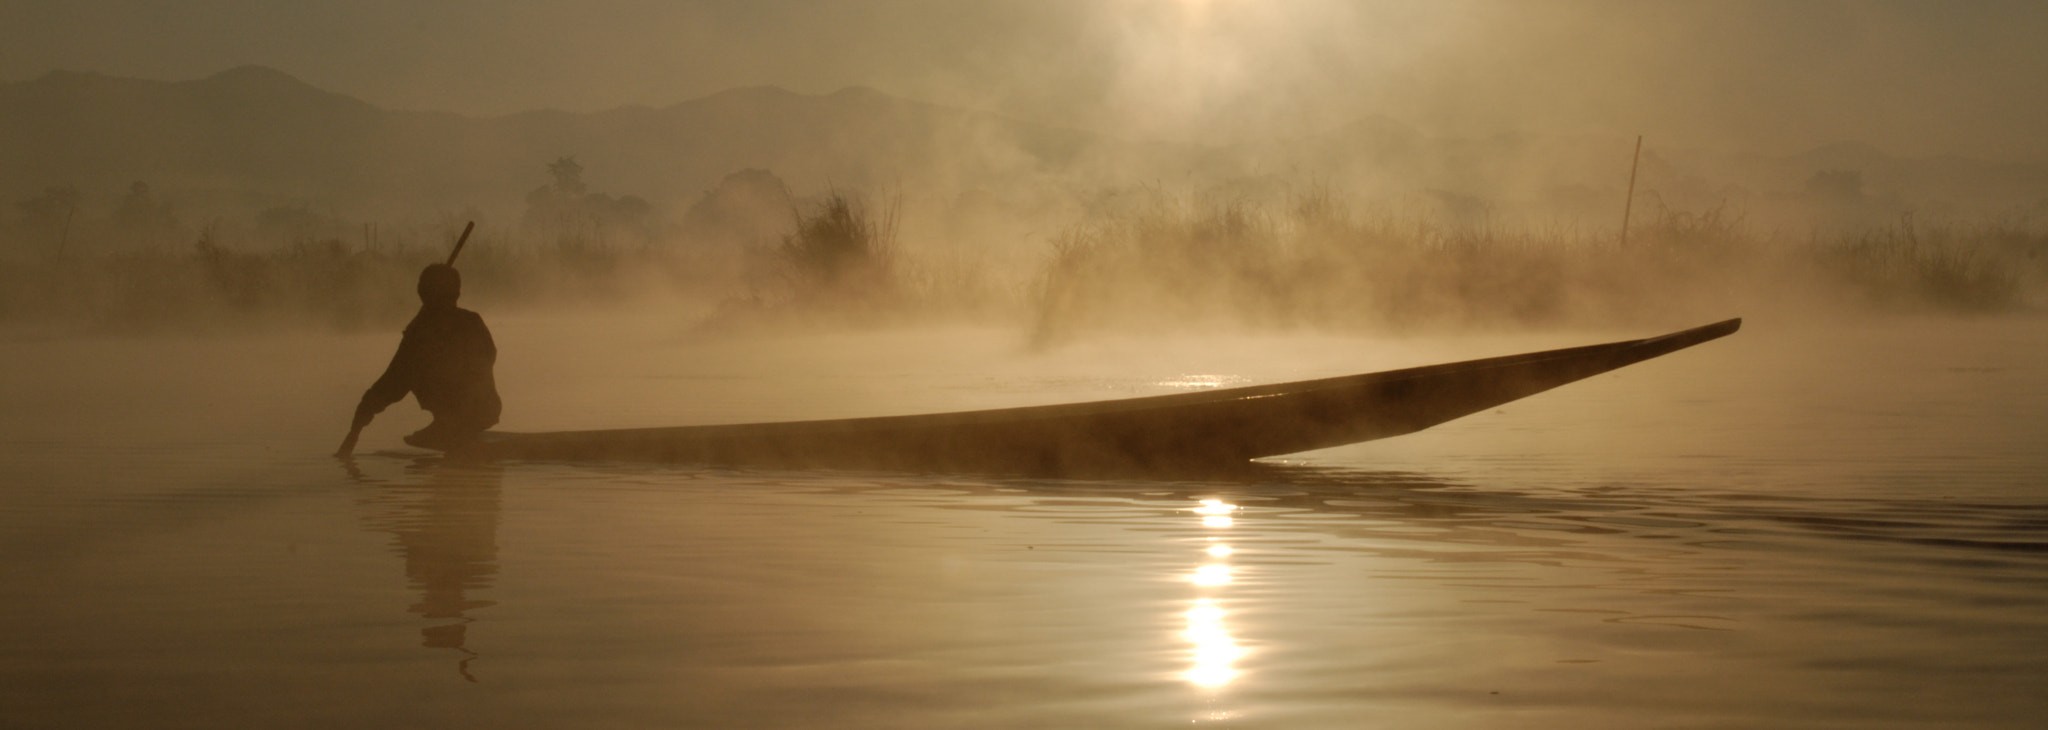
[2,187,2041,338]
[1027,192,2044,343]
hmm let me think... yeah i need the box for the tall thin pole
[58,207,75,256]
[1620,135,1642,246]
[447,221,475,265]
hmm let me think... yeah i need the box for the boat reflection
[344,457,503,682]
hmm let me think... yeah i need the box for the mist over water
[6,2,2048,727]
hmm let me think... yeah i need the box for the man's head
[418,263,461,307]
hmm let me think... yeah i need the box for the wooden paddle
[447,220,475,265]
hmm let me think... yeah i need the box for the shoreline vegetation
[2,181,2043,342]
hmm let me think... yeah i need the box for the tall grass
[696,191,906,332]
[1812,215,2031,313]
[2,184,2041,338]
[1027,190,2045,344]
[781,192,896,296]
[0,222,712,333]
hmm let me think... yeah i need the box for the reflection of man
[346,460,503,683]
[400,465,501,683]
[337,263,501,455]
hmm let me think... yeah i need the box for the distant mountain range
[3,66,2043,227]
[0,66,1127,220]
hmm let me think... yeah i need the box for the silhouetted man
[337,263,501,456]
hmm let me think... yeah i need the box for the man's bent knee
[404,420,487,450]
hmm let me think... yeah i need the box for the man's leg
[404,417,486,450]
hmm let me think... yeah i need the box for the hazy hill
[3,66,2043,231]
[0,67,396,208]
[0,66,1140,222]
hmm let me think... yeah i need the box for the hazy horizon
[5,0,2045,339]
[6,0,2048,162]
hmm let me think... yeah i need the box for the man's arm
[337,331,421,457]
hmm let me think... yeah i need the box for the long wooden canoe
[452,318,1740,474]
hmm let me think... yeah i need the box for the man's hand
[334,426,363,458]
[335,408,374,458]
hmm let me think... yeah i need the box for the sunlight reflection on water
[1182,499,1244,692]
[1154,374,1252,390]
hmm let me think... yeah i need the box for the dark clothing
[357,304,501,449]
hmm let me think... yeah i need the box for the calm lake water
[4,314,2045,729]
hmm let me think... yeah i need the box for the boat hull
[455,318,1741,474]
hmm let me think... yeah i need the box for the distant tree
[111,181,180,248]
[547,156,586,196]
[525,157,585,235]
[14,185,82,257]
[1806,169,1865,202]
[522,156,651,245]
[255,203,342,244]
[681,169,794,246]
